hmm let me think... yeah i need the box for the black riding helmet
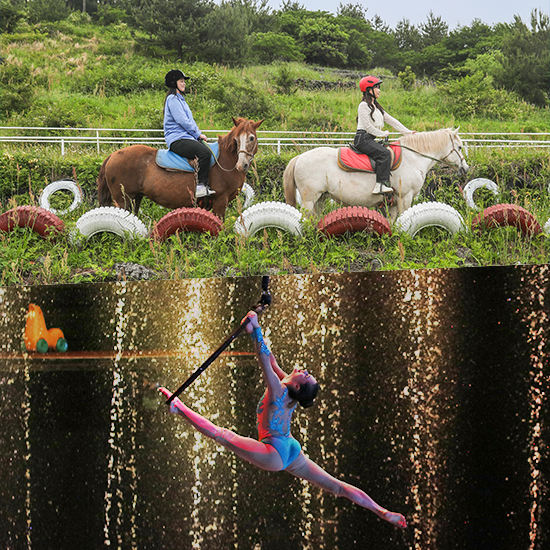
[165,69,189,89]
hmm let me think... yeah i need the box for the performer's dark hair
[288,380,319,409]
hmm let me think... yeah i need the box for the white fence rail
[1,126,549,156]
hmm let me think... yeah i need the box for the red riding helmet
[359,75,383,92]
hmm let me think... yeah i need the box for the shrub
[250,32,304,64]
[439,71,534,120]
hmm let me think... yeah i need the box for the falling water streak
[519,268,548,550]
[225,281,240,546]
[314,275,343,549]
[11,288,34,550]
[399,271,443,550]
[175,279,211,549]
[124,291,140,550]
[282,276,315,546]
[103,283,138,549]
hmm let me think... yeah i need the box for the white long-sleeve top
[357,101,412,138]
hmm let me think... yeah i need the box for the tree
[298,16,349,66]
[27,0,73,23]
[0,0,26,32]
[445,19,496,67]
[419,11,448,46]
[337,2,367,21]
[251,32,304,63]
[494,11,550,106]
[201,1,255,65]
[129,0,214,59]
[394,19,423,51]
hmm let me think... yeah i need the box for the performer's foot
[382,510,407,529]
[373,182,393,195]
[196,184,216,198]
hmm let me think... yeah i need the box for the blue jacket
[163,93,201,147]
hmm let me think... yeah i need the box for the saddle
[155,143,219,173]
[338,142,402,173]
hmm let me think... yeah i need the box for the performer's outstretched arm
[244,311,284,395]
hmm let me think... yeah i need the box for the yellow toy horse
[24,304,68,353]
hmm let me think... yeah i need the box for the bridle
[204,135,258,173]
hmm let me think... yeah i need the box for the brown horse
[97,117,263,219]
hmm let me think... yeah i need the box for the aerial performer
[354,75,415,195]
[159,310,407,530]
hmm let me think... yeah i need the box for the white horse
[283,128,469,219]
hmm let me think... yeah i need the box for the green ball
[36,339,49,353]
[56,338,68,353]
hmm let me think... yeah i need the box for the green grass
[1,20,550,285]
[2,169,550,286]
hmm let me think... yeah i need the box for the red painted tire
[317,206,391,237]
[0,206,65,238]
[472,204,542,237]
[152,208,222,242]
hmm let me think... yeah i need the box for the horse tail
[97,155,112,206]
[283,156,299,207]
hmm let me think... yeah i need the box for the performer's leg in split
[159,387,284,472]
[285,452,407,529]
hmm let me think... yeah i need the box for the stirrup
[373,183,393,195]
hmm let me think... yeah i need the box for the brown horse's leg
[133,195,143,215]
[109,181,134,212]
[210,194,229,220]
[97,156,113,207]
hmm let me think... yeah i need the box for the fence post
[61,138,65,156]
[96,130,99,154]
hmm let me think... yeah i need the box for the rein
[205,140,257,173]
[397,135,464,168]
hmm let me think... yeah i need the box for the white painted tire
[40,180,84,215]
[234,201,303,237]
[395,202,467,237]
[241,183,255,209]
[75,207,148,239]
[463,178,499,209]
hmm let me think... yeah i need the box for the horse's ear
[232,117,239,127]
[254,119,264,129]
[453,127,460,134]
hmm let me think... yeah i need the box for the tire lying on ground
[40,180,84,215]
[152,208,222,242]
[234,201,303,237]
[395,202,467,237]
[0,206,65,238]
[317,206,391,237]
[472,204,542,237]
[74,207,148,239]
[462,178,499,209]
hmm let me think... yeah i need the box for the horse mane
[399,128,454,152]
